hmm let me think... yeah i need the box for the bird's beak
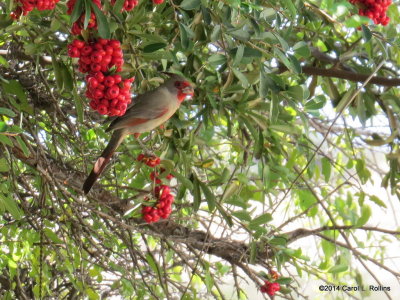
[182,86,194,98]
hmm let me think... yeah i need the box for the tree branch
[286,225,400,244]
[9,140,274,267]
[278,65,400,86]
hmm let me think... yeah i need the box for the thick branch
[286,225,400,244]
[10,140,274,266]
[278,65,400,86]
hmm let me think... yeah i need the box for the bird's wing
[106,86,175,132]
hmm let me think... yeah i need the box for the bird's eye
[174,81,182,88]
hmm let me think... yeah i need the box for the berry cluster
[260,281,281,296]
[111,0,138,12]
[152,0,165,4]
[349,0,391,25]
[67,0,101,35]
[137,154,175,223]
[67,38,134,116]
[142,185,175,223]
[67,38,124,74]
[86,73,133,116]
[11,0,60,19]
[137,154,161,167]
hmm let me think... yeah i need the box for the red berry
[113,74,122,83]
[106,86,120,99]
[90,63,102,72]
[89,100,98,109]
[68,46,80,58]
[109,40,121,49]
[144,214,153,223]
[87,77,99,89]
[97,84,105,91]
[93,89,104,99]
[104,76,115,87]
[98,38,109,46]
[116,102,127,112]
[260,281,280,296]
[91,51,103,63]
[81,45,93,56]
[94,72,105,82]
[97,105,108,115]
[104,45,114,55]
[72,39,85,49]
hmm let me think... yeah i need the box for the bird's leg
[136,136,155,157]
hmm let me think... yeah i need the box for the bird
[82,73,194,194]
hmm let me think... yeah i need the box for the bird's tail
[83,130,126,194]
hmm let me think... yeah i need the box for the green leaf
[368,195,387,208]
[274,48,299,73]
[180,0,201,10]
[281,0,296,18]
[201,6,211,24]
[1,80,33,115]
[0,14,13,29]
[249,241,257,264]
[83,0,91,29]
[232,45,244,67]
[61,62,74,91]
[145,253,160,275]
[327,264,348,274]
[232,210,251,222]
[335,87,355,113]
[0,134,13,146]
[8,259,18,269]
[0,158,9,172]
[204,270,214,292]
[0,193,23,220]
[249,213,272,227]
[179,23,190,49]
[293,41,310,58]
[356,205,371,227]
[199,181,216,211]
[43,228,63,244]
[288,54,302,73]
[70,0,84,24]
[86,288,100,300]
[52,58,64,91]
[321,239,335,260]
[91,1,110,39]
[143,43,167,53]
[15,136,31,157]
[232,68,249,87]
[215,202,233,227]
[276,277,293,284]
[0,55,9,68]
[210,25,221,42]
[361,25,372,42]
[171,170,193,190]
[73,89,84,123]
[192,176,201,211]
[269,124,298,135]
[227,29,250,41]
[0,107,16,117]
[112,0,125,13]
[297,190,317,211]
[208,54,226,67]
[321,157,331,182]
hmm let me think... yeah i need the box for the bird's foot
[137,138,156,157]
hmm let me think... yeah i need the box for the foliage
[1,0,400,299]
